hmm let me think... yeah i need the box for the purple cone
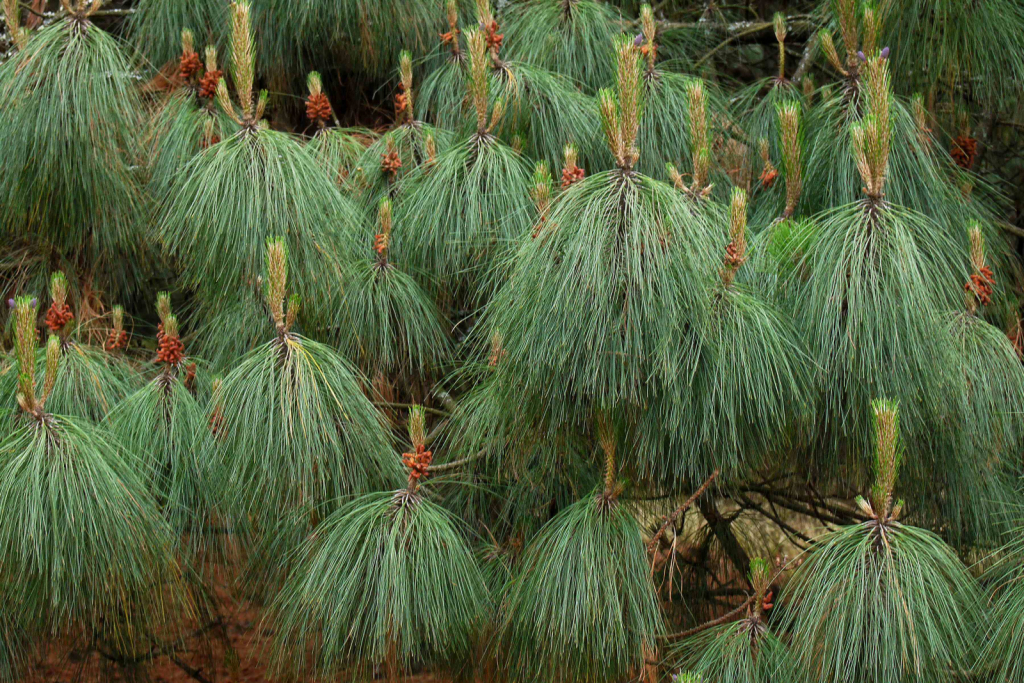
[880,46,890,59]
[29,298,37,308]
[6,299,13,309]
[634,33,645,47]
[857,50,866,62]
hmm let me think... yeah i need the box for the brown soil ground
[22,564,450,683]
[20,497,831,682]
[22,560,277,683]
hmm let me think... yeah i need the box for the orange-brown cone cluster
[759,166,779,188]
[45,301,73,332]
[395,83,409,118]
[156,324,186,366]
[373,233,389,258]
[484,19,503,51]
[105,328,128,352]
[179,50,202,81]
[403,444,433,482]
[723,240,746,269]
[531,217,549,239]
[209,405,225,435]
[965,265,995,306]
[183,362,197,393]
[560,163,585,190]
[381,151,402,176]
[488,345,507,367]
[951,136,978,170]
[305,92,333,124]
[198,70,222,99]
[440,28,460,46]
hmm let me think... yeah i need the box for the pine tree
[835,0,1024,104]
[269,407,489,682]
[3,0,1024,680]
[212,239,400,575]
[494,418,664,683]
[127,0,228,69]
[107,292,215,561]
[0,0,147,293]
[805,0,1002,271]
[418,0,602,169]
[979,515,1024,683]
[348,52,454,210]
[0,273,139,424]
[158,2,364,367]
[394,26,532,301]
[632,4,729,184]
[415,0,469,131]
[670,559,796,683]
[305,70,378,188]
[730,17,806,217]
[637,188,811,483]
[146,32,237,199]
[332,198,451,378]
[254,0,465,80]
[484,38,716,427]
[793,53,998,541]
[0,297,193,665]
[501,0,619,91]
[745,99,805,228]
[780,400,981,683]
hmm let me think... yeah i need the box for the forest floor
[25,571,276,683]
[23,495,830,682]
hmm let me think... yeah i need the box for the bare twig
[653,15,815,32]
[999,220,1024,238]
[89,7,135,17]
[736,492,813,546]
[698,495,753,585]
[742,485,868,525]
[168,654,213,683]
[92,619,224,667]
[689,16,817,69]
[372,401,449,418]
[792,31,819,82]
[647,469,719,554]
[661,596,752,640]
[428,448,486,473]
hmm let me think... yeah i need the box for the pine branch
[92,619,225,667]
[661,597,752,641]
[18,1,47,19]
[372,401,450,418]
[742,486,868,526]
[17,3,132,18]
[168,654,213,683]
[791,30,818,82]
[697,496,752,586]
[433,389,458,413]
[655,15,816,33]
[735,493,813,546]
[683,15,817,69]
[88,7,134,17]
[647,469,719,554]
[999,220,1024,238]
[428,449,486,473]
